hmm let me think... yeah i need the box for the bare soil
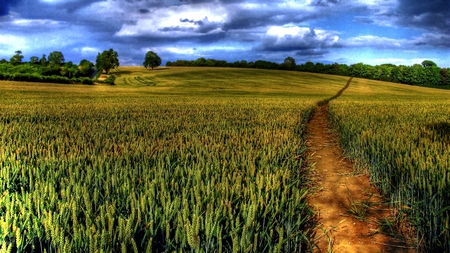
[306,105,415,253]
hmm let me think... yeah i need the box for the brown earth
[306,105,415,253]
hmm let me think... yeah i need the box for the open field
[0,67,345,252]
[329,78,450,251]
[0,67,449,252]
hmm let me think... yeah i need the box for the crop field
[329,78,450,251]
[1,67,449,252]
[0,67,347,252]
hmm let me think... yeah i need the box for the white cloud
[81,47,100,53]
[346,35,405,48]
[12,19,64,27]
[115,3,227,37]
[258,25,341,51]
[371,57,433,66]
[0,34,29,51]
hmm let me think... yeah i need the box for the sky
[0,0,449,67]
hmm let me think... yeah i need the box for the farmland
[0,67,449,252]
[329,78,450,251]
[0,67,346,252]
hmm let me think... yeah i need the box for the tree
[421,60,437,68]
[143,51,162,69]
[281,56,296,70]
[40,54,47,66]
[10,50,24,65]
[48,51,65,65]
[96,49,119,74]
[61,61,79,78]
[30,56,39,64]
[78,59,94,76]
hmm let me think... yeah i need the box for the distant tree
[281,56,296,70]
[61,61,79,78]
[440,68,450,86]
[40,54,47,66]
[0,59,8,64]
[30,56,39,64]
[96,49,119,74]
[78,59,94,76]
[303,61,315,72]
[48,51,65,65]
[421,60,437,68]
[10,50,24,65]
[143,51,162,70]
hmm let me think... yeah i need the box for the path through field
[307,79,413,253]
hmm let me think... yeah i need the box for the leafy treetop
[48,51,65,65]
[143,51,162,70]
[96,49,119,74]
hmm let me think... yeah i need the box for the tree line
[1,49,449,88]
[0,49,164,85]
[0,49,125,85]
[167,57,450,88]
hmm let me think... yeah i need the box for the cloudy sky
[1,0,449,67]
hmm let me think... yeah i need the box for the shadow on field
[424,122,450,143]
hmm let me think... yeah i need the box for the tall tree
[96,49,119,74]
[30,56,39,64]
[282,56,296,70]
[10,50,23,65]
[48,51,65,65]
[143,51,162,69]
[40,54,47,66]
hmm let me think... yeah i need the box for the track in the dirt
[306,78,413,253]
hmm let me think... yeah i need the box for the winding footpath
[306,78,413,253]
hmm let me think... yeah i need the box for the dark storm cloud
[139,9,150,14]
[2,0,449,67]
[0,0,21,16]
[311,0,341,7]
[296,48,329,56]
[396,0,450,32]
[223,5,313,31]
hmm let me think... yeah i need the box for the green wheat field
[1,67,449,252]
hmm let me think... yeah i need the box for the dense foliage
[96,49,119,74]
[143,51,162,70]
[329,80,450,251]
[0,51,94,84]
[167,58,450,88]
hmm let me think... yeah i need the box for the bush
[42,75,71,84]
[103,75,115,85]
[79,77,94,85]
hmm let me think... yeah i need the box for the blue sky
[1,0,449,67]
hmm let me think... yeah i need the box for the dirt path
[306,80,413,253]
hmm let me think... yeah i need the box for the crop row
[0,97,317,252]
[329,99,450,251]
